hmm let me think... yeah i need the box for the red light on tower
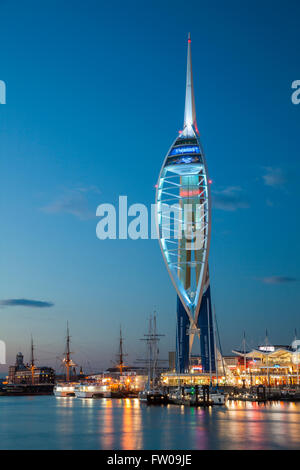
[208,179,213,184]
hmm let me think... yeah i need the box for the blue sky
[0,0,300,371]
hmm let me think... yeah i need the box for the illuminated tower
[155,34,215,373]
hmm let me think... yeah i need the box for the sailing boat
[54,322,78,397]
[138,313,167,404]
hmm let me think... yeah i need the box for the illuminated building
[230,341,300,387]
[155,34,215,373]
[161,340,300,388]
[8,352,54,385]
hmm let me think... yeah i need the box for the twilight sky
[0,0,300,372]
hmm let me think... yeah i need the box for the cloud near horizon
[0,299,54,308]
[259,276,297,285]
[41,186,100,220]
[212,186,250,211]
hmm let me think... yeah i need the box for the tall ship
[54,323,79,397]
[138,313,168,404]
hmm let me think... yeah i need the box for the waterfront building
[231,341,300,387]
[155,34,215,374]
[161,353,228,387]
[8,352,55,385]
[160,340,300,387]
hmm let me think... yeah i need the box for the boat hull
[75,390,111,398]
[54,391,75,397]
[54,383,77,397]
[0,384,54,396]
[139,390,168,405]
[74,384,111,398]
[210,393,226,405]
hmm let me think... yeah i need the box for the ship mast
[65,321,72,382]
[140,312,165,389]
[118,325,125,376]
[30,335,35,385]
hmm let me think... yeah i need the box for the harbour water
[0,397,299,450]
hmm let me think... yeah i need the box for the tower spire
[183,32,197,136]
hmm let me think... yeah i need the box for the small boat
[74,383,111,398]
[209,389,226,405]
[138,389,148,402]
[138,388,168,404]
[168,387,185,405]
[54,383,77,397]
[146,389,168,405]
[168,386,226,406]
[169,386,209,406]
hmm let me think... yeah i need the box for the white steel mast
[183,33,197,137]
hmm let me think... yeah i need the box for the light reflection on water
[0,397,299,449]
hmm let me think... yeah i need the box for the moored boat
[138,390,148,402]
[75,383,111,398]
[209,389,226,405]
[0,383,54,396]
[147,389,168,405]
[54,383,77,397]
[138,388,168,404]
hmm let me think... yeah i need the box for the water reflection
[1,397,300,450]
[101,399,114,448]
[121,398,142,449]
[55,396,76,408]
[214,401,300,450]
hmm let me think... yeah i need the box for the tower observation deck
[155,34,216,374]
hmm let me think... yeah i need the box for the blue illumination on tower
[176,296,190,373]
[156,33,216,375]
